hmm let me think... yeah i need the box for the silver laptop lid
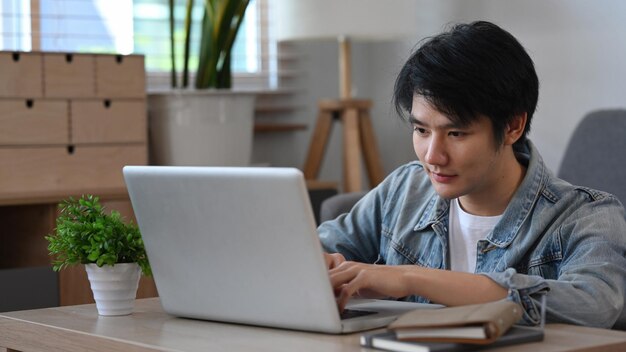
[123,166,345,332]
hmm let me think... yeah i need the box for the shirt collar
[413,139,548,245]
[487,140,547,247]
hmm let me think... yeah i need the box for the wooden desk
[1,298,625,352]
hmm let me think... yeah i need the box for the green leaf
[87,250,100,262]
[169,0,178,88]
[171,0,250,89]
[44,194,152,277]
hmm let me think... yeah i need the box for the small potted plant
[45,195,151,316]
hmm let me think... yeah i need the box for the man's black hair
[393,21,539,148]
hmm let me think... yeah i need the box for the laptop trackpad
[347,298,442,314]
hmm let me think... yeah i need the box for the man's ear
[504,113,528,145]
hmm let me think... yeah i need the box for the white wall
[263,0,626,189]
[438,0,626,173]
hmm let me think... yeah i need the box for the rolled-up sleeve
[483,195,626,329]
[482,269,549,325]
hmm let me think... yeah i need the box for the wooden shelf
[254,123,307,133]
[255,104,304,113]
[0,186,130,206]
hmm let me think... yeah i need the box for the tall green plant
[169,0,177,88]
[169,0,250,89]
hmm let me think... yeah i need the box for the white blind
[0,0,134,53]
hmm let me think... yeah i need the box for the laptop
[123,166,438,334]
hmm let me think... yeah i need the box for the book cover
[389,300,523,344]
[360,326,544,352]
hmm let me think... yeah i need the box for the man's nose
[424,136,448,166]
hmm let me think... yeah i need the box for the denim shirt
[318,140,626,329]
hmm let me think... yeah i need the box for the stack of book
[360,300,544,352]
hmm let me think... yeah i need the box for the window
[0,0,133,53]
[0,0,276,89]
[39,0,134,53]
[134,0,258,73]
[0,0,29,50]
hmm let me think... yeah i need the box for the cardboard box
[43,53,95,98]
[0,145,147,196]
[71,99,147,144]
[0,52,43,98]
[95,55,146,98]
[0,99,68,145]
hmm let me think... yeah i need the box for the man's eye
[413,127,427,134]
[449,131,465,137]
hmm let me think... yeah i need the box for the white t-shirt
[448,198,502,273]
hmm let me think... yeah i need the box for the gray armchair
[319,191,367,223]
[558,109,626,205]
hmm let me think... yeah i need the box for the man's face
[410,95,505,202]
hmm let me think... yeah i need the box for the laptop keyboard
[340,308,377,320]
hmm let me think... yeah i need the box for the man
[318,21,626,329]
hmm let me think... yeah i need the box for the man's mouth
[429,170,456,183]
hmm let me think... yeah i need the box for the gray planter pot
[148,90,256,166]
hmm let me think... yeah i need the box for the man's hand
[324,257,508,313]
[323,252,347,269]
[329,261,412,312]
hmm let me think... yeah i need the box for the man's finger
[336,273,366,312]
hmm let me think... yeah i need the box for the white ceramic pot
[148,90,256,166]
[85,263,141,316]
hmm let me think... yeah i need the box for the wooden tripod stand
[302,99,385,193]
